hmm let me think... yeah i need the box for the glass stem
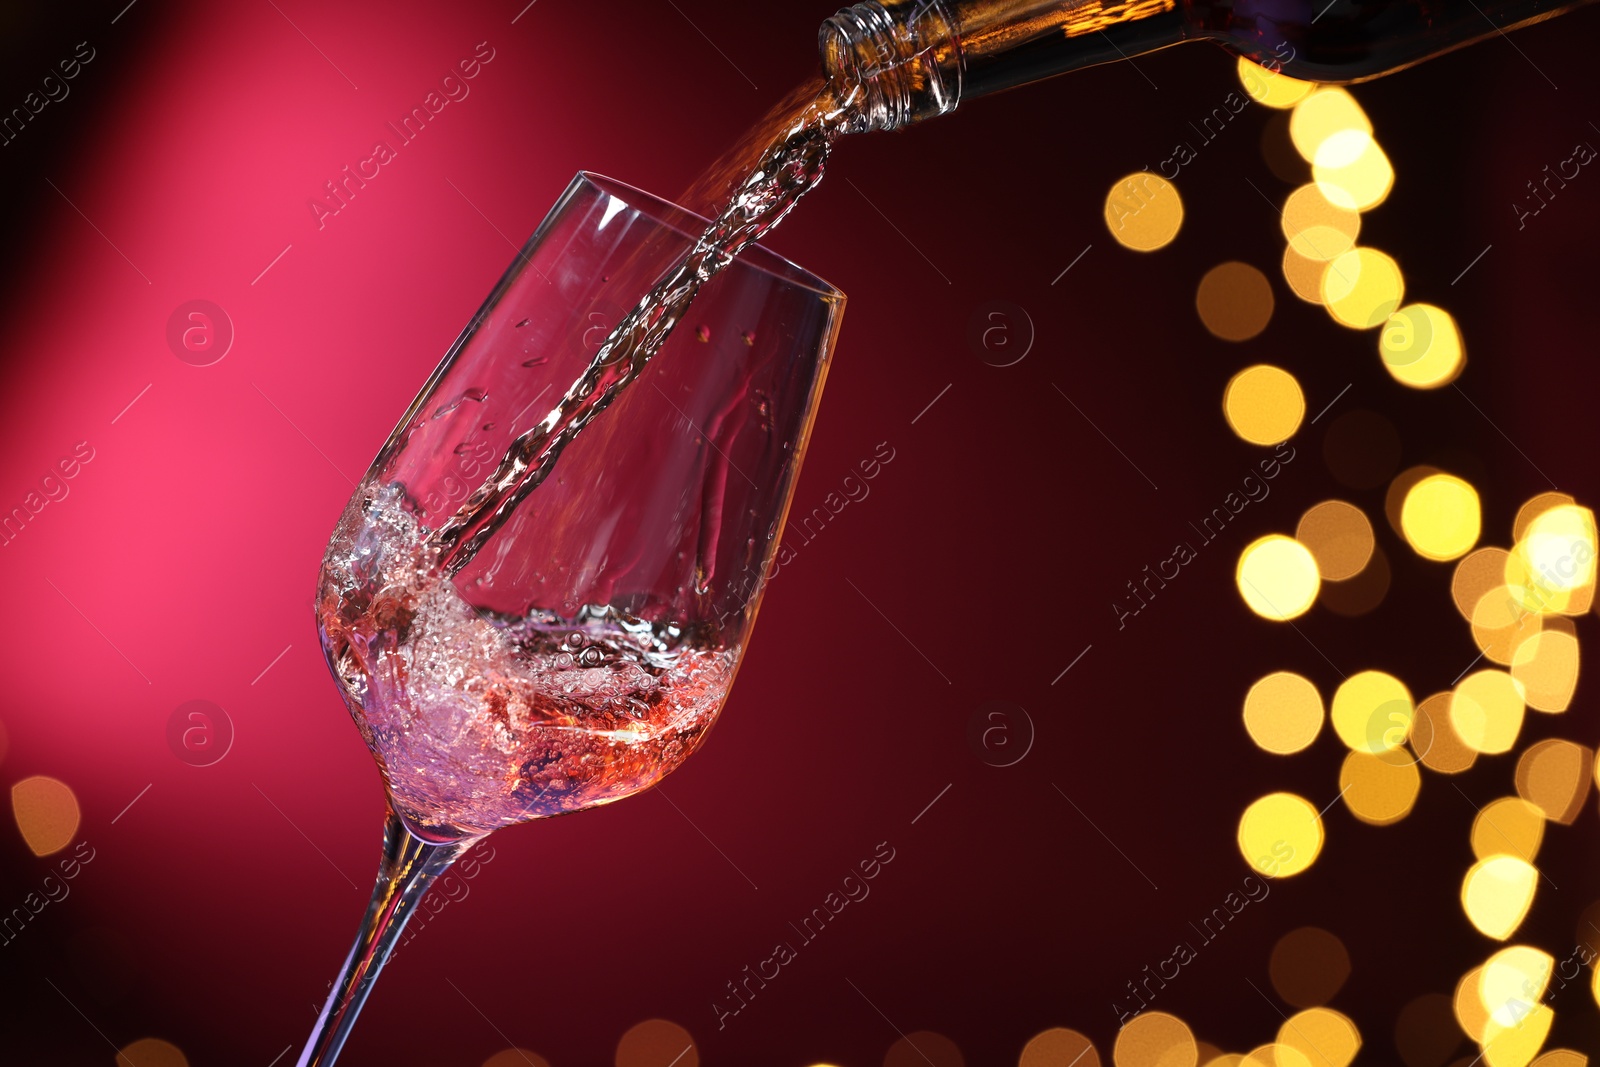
[295,807,479,1067]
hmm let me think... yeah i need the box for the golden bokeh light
[1270,927,1351,1007]
[1114,1011,1196,1067]
[1340,748,1421,825]
[1481,946,1553,1024]
[1410,691,1479,775]
[1224,365,1306,446]
[1400,473,1481,562]
[1313,130,1395,212]
[1482,1004,1552,1067]
[1237,535,1321,620]
[1196,261,1275,341]
[1106,172,1184,251]
[616,1020,698,1067]
[1289,88,1371,163]
[484,1051,552,1067]
[1462,857,1539,940]
[1021,1029,1100,1067]
[1238,57,1316,108]
[1243,671,1324,755]
[1511,630,1580,712]
[1239,792,1323,877]
[1515,739,1592,824]
[1529,1051,1588,1067]
[1507,504,1597,615]
[885,1032,964,1067]
[1282,245,1329,304]
[1250,1045,1313,1067]
[1455,966,1491,1043]
[1454,548,1513,621]
[1277,1007,1360,1067]
[1471,797,1545,863]
[1379,304,1464,388]
[1320,544,1391,617]
[1514,492,1576,543]
[1322,248,1405,329]
[1330,670,1413,754]
[1470,585,1543,665]
[12,775,81,857]
[1451,670,1526,755]
[116,1040,189,1067]
[1281,184,1361,261]
[1296,500,1375,580]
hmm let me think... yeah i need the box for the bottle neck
[821,0,1190,131]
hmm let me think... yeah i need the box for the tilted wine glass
[297,172,843,1066]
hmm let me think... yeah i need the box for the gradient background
[3,1,1600,1064]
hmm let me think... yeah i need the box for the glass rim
[576,171,843,302]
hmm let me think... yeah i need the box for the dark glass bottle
[820,0,1593,130]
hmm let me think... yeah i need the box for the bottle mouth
[819,1,962,133]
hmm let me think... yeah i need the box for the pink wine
[319,483,736,838]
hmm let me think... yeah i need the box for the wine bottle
[820,0,1594,131]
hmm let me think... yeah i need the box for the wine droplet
[696,324,711,343]
[516,318,531,328]
[741,330,756,346]
[522,356,549,368]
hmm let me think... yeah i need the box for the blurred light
[1243,671,1324,755]
[1320,544,1391,617]
[1511,631,1580,712]
[1454,548,1513,621]
[1238,57,1316,108]
[1507,504,1597,615]
[1481,946,1553,1025]
[1515,740,1592,824]
[1471,797,1545,863]
[1281,184,1361,261]
[1514,492,1576,543]
[12,775,81,857]
[1113,1011,1196,1067]
[1481,1004,1552,1067]
[1253,1046,1314,1067]
[1462,857,1539,940]
[484,1052,551,1067]
[1394,993,1461,1067]
[1296,500,1374,580]
[116,1040,189,1067]
[1282,245,1329,304]
[1289,88,1371,163]
[1330,670,1413,753]
[616,1020,698,1067]
[1196,261,1275,341]
[1323,409,1401,490]
[1455,967,1491,1043]
[1194,1043,1226,1067]
[1021,1029,1100,1067]
[1529,1051,1587,1067]
[1400,473,1481,562]
[1380,304,1464,388]
[1322,248,1405,329]
[1340,749,1421,825]
[1224,365,1305,445]
[1238,793,1323,877]
[1451,670,1526,755]
[886,1032,965,1067]
[1105,172,1183,251]
[1470,585,1543,665]
[1278,1007,1360,1067]
[1313,131,1395,211]
[1237,535,1320,620]
[1270,927,1351,1007]
[1410,691,1479,775]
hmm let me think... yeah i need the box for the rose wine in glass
[296,162,846,1064]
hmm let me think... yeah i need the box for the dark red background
[3,1,1599,1064]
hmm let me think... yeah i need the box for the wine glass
[298,171,844,1066]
